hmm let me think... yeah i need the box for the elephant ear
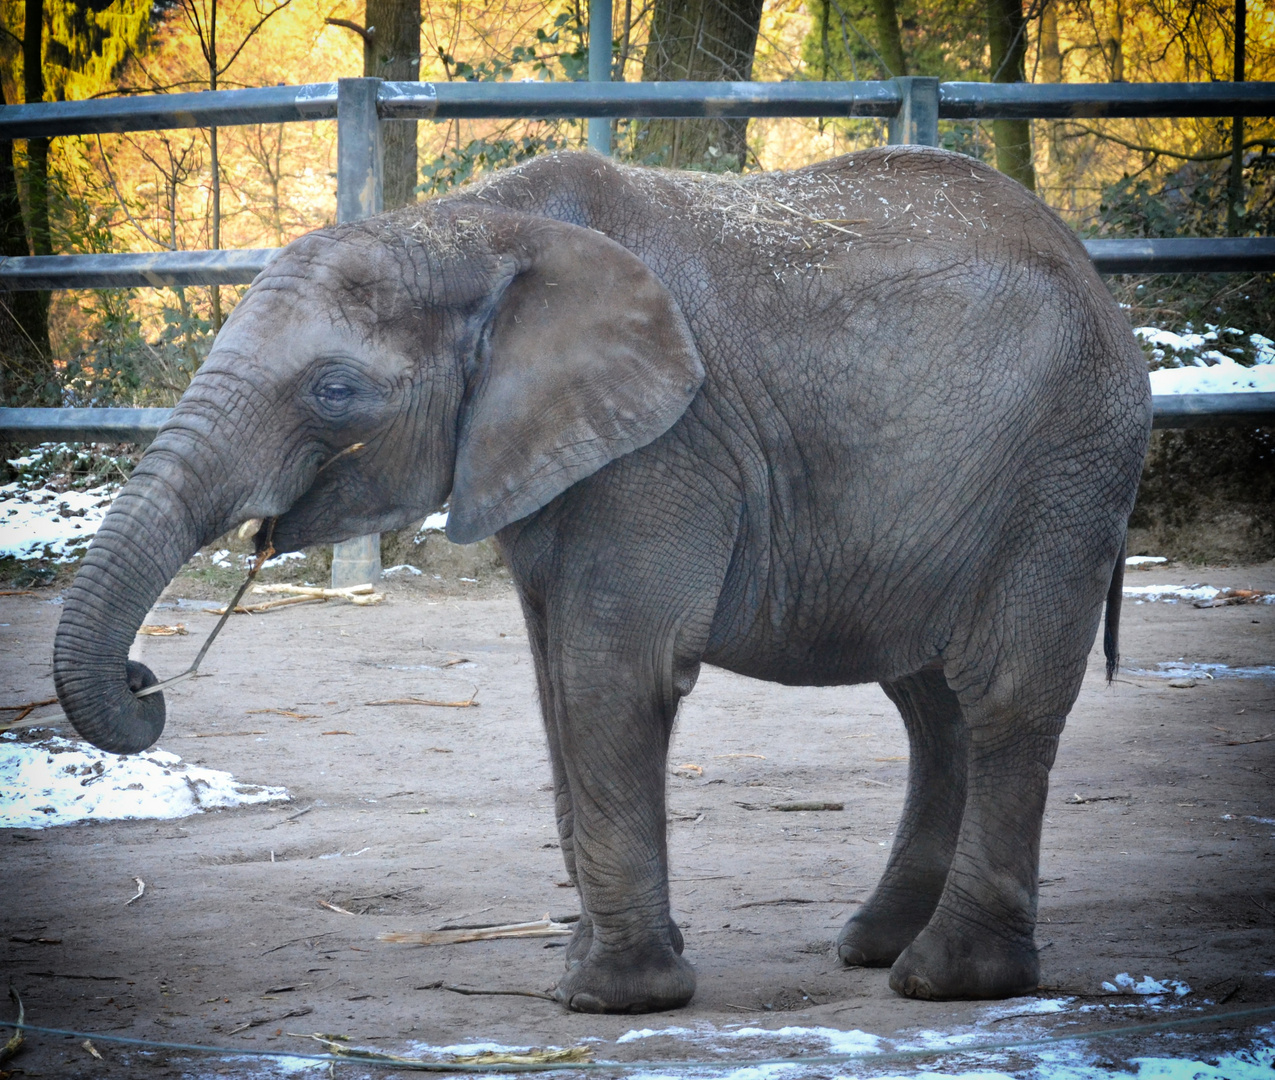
[446,218,704,544]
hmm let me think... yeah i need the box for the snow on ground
[0,732,289,829]
[1135,326,1275,395]
[1125,660,1275,680]
[0,479,118,562]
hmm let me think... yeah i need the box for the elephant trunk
[53,428,238,754]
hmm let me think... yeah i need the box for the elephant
[53,147,1151,1014]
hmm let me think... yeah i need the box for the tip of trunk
[54,656,167,755]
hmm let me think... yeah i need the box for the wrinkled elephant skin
[53,149,1151,1013]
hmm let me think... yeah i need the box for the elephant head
[53,206,704,754]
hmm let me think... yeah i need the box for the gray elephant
[53,147,1151,1013]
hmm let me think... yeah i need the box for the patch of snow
[0,732,289,829]
[1101,973,1191,997]
[1125,556,1167,566]
[0,481,118,561]
[1149,360,1275,394]
[383,563,423,576]
[616,1027,698,1044]
[262,551,305,568]
[414,511,449,538]
[981,997,1073,1020]
[1127,661,1275,680]
[1123,584,1220,602]
[720,1027,884,1055]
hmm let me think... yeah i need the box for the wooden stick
[365,698,478,708]
[253,583,376,597]
[124,878,145,906]
[379,917,573,946]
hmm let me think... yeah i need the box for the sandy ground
[1,559,1274,1078]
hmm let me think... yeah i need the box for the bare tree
[173,0,294,329]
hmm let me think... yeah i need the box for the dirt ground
[2,555,1274,1078]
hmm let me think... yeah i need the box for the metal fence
[1,77,1273,578]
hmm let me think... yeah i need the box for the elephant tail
[1103,537,1126,684]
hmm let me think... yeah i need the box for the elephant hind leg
[838,665,967,968]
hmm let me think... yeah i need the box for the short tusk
[237,518,263,541]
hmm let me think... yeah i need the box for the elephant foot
[565,914,684,970]
[887,914,1038,1000]
[836,887,940,968]
[553,947,695,1013]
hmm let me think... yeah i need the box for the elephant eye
[317,382,355,403]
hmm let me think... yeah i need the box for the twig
[0,697,58,725]
[442,985,556,1000]
[319,900,356,916]
[1226,733,1274,746]
[137,624,187,636]
[259,930,336,956]
[365,690,479,708]
[124,878,145,906]
[254,583,376,598]
[0,987,24,1066]
[379,917,573,946]
[0,590,37,597]
[771,801,844,812]
[228,1005,312,1035]
[733,898,818,909]
[189,730,266,738]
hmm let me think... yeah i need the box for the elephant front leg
[839,665,967,967]
[547,650,695,1014]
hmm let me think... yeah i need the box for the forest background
[1,0,1274,563]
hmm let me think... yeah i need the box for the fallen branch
[0,590,37,597]
[137,624,187,636]
[251,583,384,606]
[205,595,327,615]
[124,878,145,906]
[379,917,573,946]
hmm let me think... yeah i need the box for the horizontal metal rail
[0,408,174,443]
[3,397,1272,443]
[0,249,279,289]
[2,79,1274,139]
[4,239,1275,289]
[1149,392,1275,428]
[938,81,1275,119]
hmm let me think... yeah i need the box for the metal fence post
[587,0,612,154]
[888,77,940,146]
[331,77,384,589]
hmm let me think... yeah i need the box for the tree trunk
[1228,0,1246,236]
[868,0,907,77]
[20,0,54,385]
[0,80,53,404]
[1038,1,1063,172]
[986,0,1036,190]
[635,0,765,170]
[366,0,420,208]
